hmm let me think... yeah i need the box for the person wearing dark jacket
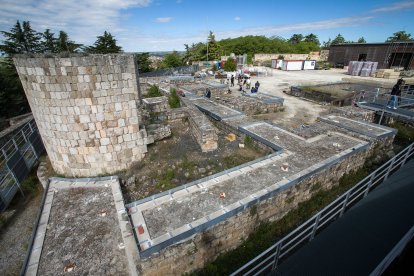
[387,78,404,109]
[205,88,211,99]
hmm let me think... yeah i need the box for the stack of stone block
[13,54,151,177]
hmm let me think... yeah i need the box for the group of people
[387,78,405,109]
[204,74,261,99]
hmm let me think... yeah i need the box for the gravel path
[0,193,43,276]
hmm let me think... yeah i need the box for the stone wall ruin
[13,54,151,177]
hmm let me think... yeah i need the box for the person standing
[387,78,404,109]
[246,78,251,89]
[231,75,234,87]
[205,88,211,99]
[255,81,260,91]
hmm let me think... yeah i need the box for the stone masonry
[13,55,150,177]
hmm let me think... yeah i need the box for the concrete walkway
[277,158,414,275]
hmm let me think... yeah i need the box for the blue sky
[0,0,413,52]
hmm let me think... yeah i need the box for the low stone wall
[146,124,171,141]
[142,97,168,113]
[179,83,228,97]
[214,94,284,115]
[186,106,218,152]
[138,138,389,275]
[329,106,376,122]
[166,108,188,122]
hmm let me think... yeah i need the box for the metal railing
[231,143,414,276]
[0,119,44,211]
[355,88,414,108]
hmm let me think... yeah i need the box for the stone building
[13,54,152,177]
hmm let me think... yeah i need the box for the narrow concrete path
[277,158,414,275]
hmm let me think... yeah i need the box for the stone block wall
[186,106,218,152]
[138,138,391,275]
[214,95,284,115]
[13,55,150,177]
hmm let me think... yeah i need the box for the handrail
[231,142,414,275]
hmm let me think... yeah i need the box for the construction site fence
[0,119,45,211]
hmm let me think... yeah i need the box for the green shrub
[146,84,162,98]
[168,88,180,108]
[244,136,254,148]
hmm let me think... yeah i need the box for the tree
[321,38,332,49]
[161,51,183,68]
[43,29,57,53]
[223,57,237,71]
[86,31,122,54]
[57,31,82,53]
[0,20,41,54]
[304,33,320,45]
[331,34,346,45]
[0,60,30,118]
[386,31,413,42]
[289,34,303,44]
[357,37,366,43]
[0,20,40,118]
[135,52,152,73]
[207,31,220,61]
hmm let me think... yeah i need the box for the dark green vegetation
[85,31,122,54]
[389,122,414,148]
[168,88,181,108]
[192,157,387,275]
[145,84,163,98]
[223,57,237,72]
[135,52,153,73]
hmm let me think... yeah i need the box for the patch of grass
[192,162,375,275]
[222,154,252,169]
[181,155,196,172]
[155,168,175,190]
[244,136,254,148]
[20,174,41,196]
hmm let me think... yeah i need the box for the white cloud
[0,0,152,46]
[234,16,241,21]
[120,16,375,52]
[371,1,414,13]
[155,17,173,23]
[217,16,374,39]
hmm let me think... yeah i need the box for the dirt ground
[0,191,43,276]
[120,120,271,203]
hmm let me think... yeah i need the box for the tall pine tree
[207,31,220,60]
[86,31,122,54]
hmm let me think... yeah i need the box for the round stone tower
[14,54,150,177]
